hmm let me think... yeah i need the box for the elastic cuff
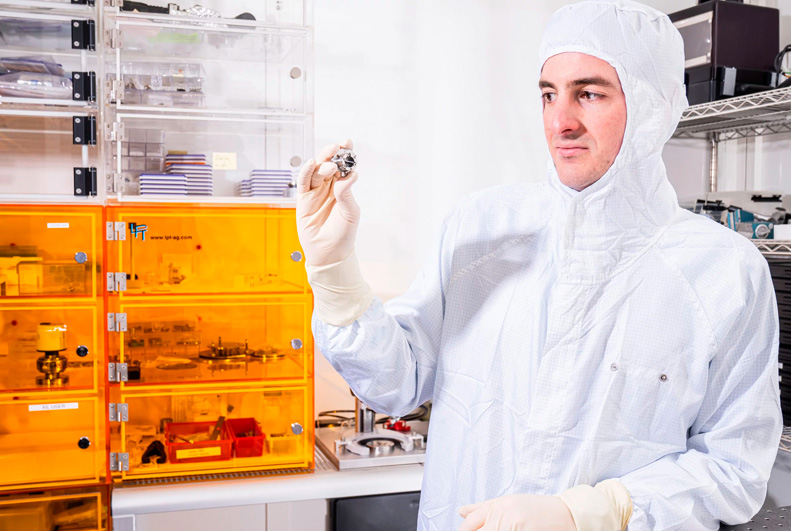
[306,250,374,327]
[558,480,632,531]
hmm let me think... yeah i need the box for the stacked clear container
[103,0,313,201]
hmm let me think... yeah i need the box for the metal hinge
[73,116,97,145]
[106,221,127,241]
[74,167,97,196]
[104,28,122,49]
[108,362,129,382]
[72,72,96,102]
[107,273,127,292]
[109,452,130,471]
[109,403,129,422]
[105,78,124,103]
[106,173,127,194]
[71,19,96,51]
[107,313,128,332]
[104,121,126,142]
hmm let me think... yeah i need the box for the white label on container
[29,402,79,412]
[213,152,237,170]
[47,223,69,229]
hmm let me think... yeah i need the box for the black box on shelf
[669,0,779,104]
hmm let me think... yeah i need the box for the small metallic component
[610,363,619,372]
[364,438,396,456]
[249,345,284,361]
[290,338,303,350]
[290,251,303,262]
[331,148,357,177]
[78,436,91,449]
[291,422,304,435]
[76,345,89,358]
[36,323,69,386]
[75,251,88,264]
[660,374,668,382]
[199,336,247,360]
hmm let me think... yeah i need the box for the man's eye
[581,91,601,101]
[542,92,556,103]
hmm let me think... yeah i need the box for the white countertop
[111,448,424,516]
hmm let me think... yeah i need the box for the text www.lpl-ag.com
[148,235,194,240]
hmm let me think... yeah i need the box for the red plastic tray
[226,417,266,458]
[165,421,233,464]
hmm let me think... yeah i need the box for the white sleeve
[620,259,783,530]
[311,218,455,417]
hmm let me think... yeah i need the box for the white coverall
[311,1,784,529]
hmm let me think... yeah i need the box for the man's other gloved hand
[458,493,577,531]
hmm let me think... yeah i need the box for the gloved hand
[296,139,360,267]
[296,139,373,327]
[458,494,576,531]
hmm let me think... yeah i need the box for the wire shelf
[673,87,791,140]
[754,240,791,257]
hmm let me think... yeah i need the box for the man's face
[540,52,627,191]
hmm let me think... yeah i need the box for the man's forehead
[539,52,622,89]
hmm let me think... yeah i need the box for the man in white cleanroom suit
[296,0,783,529]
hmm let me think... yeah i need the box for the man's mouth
[556,146,588,157]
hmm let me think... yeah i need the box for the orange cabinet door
[116,386,312,480]
[0,208,101,301]
[0,489,105,531]
[0,305,101,395]
[0,397,105,491]
[106,206,307,296]
[110,297,311,389]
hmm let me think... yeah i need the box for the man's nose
[549,96,582,137]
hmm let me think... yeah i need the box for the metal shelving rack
[672,87,791,192]
[674,90,791,453]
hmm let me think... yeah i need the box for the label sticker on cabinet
[29,402,79,412]
[212,152,237,170]
[176,447,222,460]
[47,223,69,229]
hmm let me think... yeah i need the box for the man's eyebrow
[537,76,616,90]
[568,76,615,89]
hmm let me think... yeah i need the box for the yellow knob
[36,323,67,352]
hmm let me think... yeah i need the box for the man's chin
[556,170,600,192]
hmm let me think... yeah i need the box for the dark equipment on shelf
[669,1,779,105]
[766,259,791,426]
[685,65,777,106]
[777,45,791,89]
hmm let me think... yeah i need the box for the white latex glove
[296,140,373,327]
[458,494,577,531]
[296,140,360,267]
